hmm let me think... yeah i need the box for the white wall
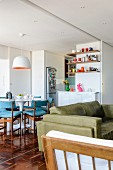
[0,60,9,96]
[102,42,113,104]
[0,45,9,96]
[0,45,8,59]
[0,44,31,97]
[32,50,45,98]
[9,47,31,96]
[32,50,65,99]
[45,51,65,91]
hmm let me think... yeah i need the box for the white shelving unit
[75,42,101,102]
[63,41,113,105]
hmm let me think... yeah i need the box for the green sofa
[36,101,113,151]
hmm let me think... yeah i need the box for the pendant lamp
[12,33,31,70]
[12,56,31,69]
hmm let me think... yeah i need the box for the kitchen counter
[57,91,99,94]
[57,91,100,106]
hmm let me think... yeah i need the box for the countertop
[57,91,99,94]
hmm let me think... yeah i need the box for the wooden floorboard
[0,133,47,170]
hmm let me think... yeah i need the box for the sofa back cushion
[50,103,86,116]
[81,101,105,118]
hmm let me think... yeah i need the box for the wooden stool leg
[11,121,13,140]
[40,152,45,160]
[20,116,21,136]
[33,120,35,135]
[24,114,26,134]
[4,119,7,140]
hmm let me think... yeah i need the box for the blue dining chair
[22,96,42,133]
[41,97,54,112]
[0,101,22,140]
[23,96,41,110]
[0,97,19,111]
[23,100,49,134]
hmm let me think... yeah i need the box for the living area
[1,0,113,170]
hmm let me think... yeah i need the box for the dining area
[0,92,54,141]
[0,45,59,169]
[0,48,57,145]
[0,54,56,169]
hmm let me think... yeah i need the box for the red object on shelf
[74,58,77,62]
[82,48,84,52]
[86,48,88,52]
[77,69,81,72]
[70,88,74,92]
[81,67,84,72]
[78,58,81,62]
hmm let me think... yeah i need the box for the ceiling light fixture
[102,22,107,25]
[80,5,85,8]
[12,33,31,70]
[34,20,38,22]
[12,56,31,69]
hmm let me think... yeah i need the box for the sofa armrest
[43,114,102,138]
[37,121,94,151]
[102,105,113,118]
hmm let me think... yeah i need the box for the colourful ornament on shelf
[77,83,83,92]
[63,80,70,91]
[65,83,70,91]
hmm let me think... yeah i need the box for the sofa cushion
[102,105,113,118]
[102,117,113,122]
[81,101,105,118]
[101,121,113,139]
[50,103,86,116]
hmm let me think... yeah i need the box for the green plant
[18,94,23,96]
[63,80,69,84]
[63,80,70,91]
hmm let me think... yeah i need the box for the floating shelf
[67,50,100,57]
[66,72,76,75]
[67,61,100,65]
[76,71,100,74]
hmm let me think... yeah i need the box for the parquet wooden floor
[0,133,47,170]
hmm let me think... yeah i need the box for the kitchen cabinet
[57,91,99,106]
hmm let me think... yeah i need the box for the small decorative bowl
[16,96,23,99]
[23,95,28,99]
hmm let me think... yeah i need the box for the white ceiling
[0,0,112,55]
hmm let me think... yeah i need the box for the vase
[65,84,70,91]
